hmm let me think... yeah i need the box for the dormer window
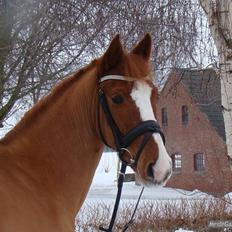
[182,105,188,125]
[161,107,168,127]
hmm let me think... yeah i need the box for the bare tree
[0,0,115,125]
[0,0,215,131]
[198,0,232,159]
[93,0,216,82]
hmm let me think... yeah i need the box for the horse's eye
[112,95,124,104]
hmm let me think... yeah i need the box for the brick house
[157,68,232,195]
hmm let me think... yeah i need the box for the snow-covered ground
[87,152,207,202]
[78,152,198,232]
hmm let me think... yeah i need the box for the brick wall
[157,73,232,195]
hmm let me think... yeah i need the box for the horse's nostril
[147,163,154,178]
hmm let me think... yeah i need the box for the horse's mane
[1,60,98,144]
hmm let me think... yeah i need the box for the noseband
[98,75,165,168]
[98,75,165,232]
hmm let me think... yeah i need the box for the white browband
[99,75,150,83]
[99,75,135,83]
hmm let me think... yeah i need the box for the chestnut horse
[0,34,171,232]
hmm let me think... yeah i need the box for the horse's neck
[3,67,104,215]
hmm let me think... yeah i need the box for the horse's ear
[99,34,124,75]
[131,33,152,60]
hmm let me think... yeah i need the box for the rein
[97,75,165,232]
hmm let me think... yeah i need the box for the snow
[175,229,193,232]
[91,151,134,186]
[88,183,206,202]
[88,152,207,202]
[78,152,203,232]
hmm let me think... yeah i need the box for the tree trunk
[199,0,232,159]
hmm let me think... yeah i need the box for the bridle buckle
[120,148,135,166]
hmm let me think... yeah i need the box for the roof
[173,68,226,142]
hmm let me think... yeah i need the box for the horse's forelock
[123,53,153,81]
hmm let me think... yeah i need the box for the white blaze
[130,80,172,183]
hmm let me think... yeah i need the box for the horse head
[97,34,172,186]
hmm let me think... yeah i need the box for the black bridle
[97,75,165,232]
[98,76,165,167]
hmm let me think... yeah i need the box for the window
[194,153,205,171]
[161,107,168,127]
[182,105,188,125]
[171,153,182,172]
